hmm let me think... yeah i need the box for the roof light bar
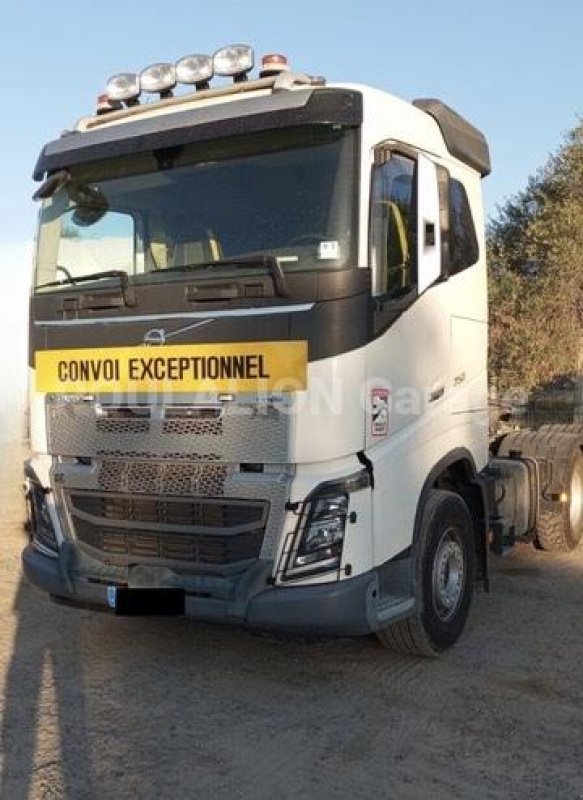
[213,44,254,82]
[140,63,177,97]
[106,72,140,104]
[101,43,301,113]
[176,54,214,90]
[96,93,122,115]
[260,53,290,77]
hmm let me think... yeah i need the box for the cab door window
[369,153,416,297]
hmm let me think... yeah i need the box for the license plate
[107,587,185,616]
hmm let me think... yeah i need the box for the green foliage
[488,123,583,391]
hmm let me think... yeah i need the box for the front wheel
[377,490,476,656]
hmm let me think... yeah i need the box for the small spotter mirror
[32,170,70,201]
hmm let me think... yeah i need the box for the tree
[488,122,583,393]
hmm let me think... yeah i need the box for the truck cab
[25,46,580,655]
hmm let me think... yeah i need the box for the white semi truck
[24,45,583,655]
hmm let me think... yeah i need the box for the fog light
[106,73,140,104]
[213,44,254,82]
[140,63,177,97]
[176,54,213,89]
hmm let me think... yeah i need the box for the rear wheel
[496,427,583,553]
[377,490,475,656]
[536,453,583,552]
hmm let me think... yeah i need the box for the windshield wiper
[163,256,289,298]
[36,270,136,307]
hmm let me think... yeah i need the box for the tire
[536,453,583,552]
[496,427,583,553]
[377,490,476,657]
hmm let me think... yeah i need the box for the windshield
[35,126,357,291]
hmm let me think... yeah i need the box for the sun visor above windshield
[33,88,363,180]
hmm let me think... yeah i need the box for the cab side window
[449,179,479,274]
[370,153,416,297]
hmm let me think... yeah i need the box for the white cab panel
[292,346,366,464]
[417,154,442,294]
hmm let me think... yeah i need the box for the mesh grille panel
[46,397,289,462]
[96,418,150,434]
[161,419,222,436]
[97,460,228,496]
[96,450,220,461]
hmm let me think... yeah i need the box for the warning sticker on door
[370,388,389,437]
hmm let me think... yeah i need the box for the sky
[1,0,582,247]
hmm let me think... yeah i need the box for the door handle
[425,221,436,248]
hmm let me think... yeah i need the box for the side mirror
[72,205,108,227]
[32,170,70,201]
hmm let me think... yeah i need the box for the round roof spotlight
[260,53,290,78]
[213,44,254,83]
[140,63,177,98]
[106,73,141,106]
[176,54,214,91]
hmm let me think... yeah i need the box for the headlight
[106,73,140,103]
[285,491,348,579]
[293,493,348,570]
[283,470,370,580]
[212,44,254,81]
[140,63,177,96]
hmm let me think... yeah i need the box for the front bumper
[22,544,414,636]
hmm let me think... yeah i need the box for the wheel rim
[570,465,583,538]
[432,528,465,622]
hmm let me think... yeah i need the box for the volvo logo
[142,317,216,346]
[143,328,166,346]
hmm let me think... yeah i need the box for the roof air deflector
[413,98,491,177]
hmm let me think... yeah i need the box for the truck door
[366,147,449,446]
[366,146,454,563]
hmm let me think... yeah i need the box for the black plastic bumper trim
[22,544,415,636]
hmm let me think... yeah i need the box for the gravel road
[1,442,582,800]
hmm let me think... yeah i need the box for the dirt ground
[1,442,582,800]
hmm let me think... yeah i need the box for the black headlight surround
[281,468,370,582]
[25,463,59,557]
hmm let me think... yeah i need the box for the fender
[412,447,489,590]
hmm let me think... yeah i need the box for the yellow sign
[35,341,308,394]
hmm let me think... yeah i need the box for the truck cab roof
[34,71,490,181]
